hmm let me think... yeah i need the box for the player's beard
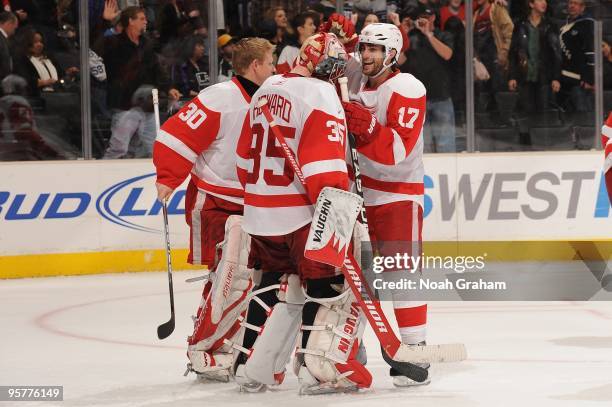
[362,57,384,78]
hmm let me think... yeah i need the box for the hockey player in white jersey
[322,16,430,387]
[603,112,612,204]
[230,32,372,394]
[152,38,276,381]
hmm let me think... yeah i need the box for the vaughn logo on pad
[305,187,363,268]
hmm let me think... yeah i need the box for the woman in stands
[13,28,78,97]
[171,35,209,98]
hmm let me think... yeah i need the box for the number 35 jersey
[153,77,252,205]
[236,74,349,236]
[352,70,427,208]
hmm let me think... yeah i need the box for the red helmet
[297,32,348,82]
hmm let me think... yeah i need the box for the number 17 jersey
[236,74,349,236]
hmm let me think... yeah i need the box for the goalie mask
[297,32,348,83]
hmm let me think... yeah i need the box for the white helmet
[358,23,403,77]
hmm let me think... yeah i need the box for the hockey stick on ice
[153,88,176,340]
[257,97,465,372]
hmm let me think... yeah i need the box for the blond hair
[231,37,276,75]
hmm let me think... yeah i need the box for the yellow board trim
[0,249,201,279]
[1,241,610,279]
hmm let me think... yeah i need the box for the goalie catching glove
[342,101,381,147]
[320,13,358,52]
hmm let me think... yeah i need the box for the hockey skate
[294,354,358,395]
[184,350,233,383]
[390,341,431,387]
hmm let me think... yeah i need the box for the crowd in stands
[0,0,610,160]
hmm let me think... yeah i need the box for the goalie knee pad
[187,215,254,377]
[227,273,305,389]
[296,276,372,394]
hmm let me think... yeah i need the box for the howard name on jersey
[236,74,349,236]
[154,77,252,204]
[347,59,427,207]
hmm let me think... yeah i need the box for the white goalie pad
[244,301,303,385]
[298,284,370,389]
[305,187,363,268]
[231,274,305,387]
[189,215,254,358]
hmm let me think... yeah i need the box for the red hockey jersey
[153,77,252,204]
[236,74,349,236]
[603,112,612,204]
[345,59,427,208]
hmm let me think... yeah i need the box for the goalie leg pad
[187,215,254,373]
[228,273,305,387]
[297,276,372,393]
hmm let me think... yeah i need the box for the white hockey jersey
[603,114,612,175]
[154,77,253,204]
[276,45,300,74]
[236,73,349,236]
[345,58,427,207]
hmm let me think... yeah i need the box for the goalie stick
[153,88,176,340]
[257,97,466,376]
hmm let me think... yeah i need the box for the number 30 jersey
[236,74,349,236]
[348,66,427,208]
[153,77,252,205]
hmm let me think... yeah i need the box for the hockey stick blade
[381,345,428,383]
[157,316,175,340]
[394,342,467,364]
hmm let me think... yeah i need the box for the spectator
[0,11,17,83]
[156,0,192,47]
[276,11,318,74]
[473,0,513,116]
[13,29,78,97]
[265,6,290,50]
[401,3,455,153]
[445,15,466,113]
[103,85,156,159]
[508,0,561,113]
[439,0,465,31]
[101,6,180,111]
[310,0,336,22]
[603,37,612,91]
[171,34,208,97]
[558,0,594,112]
[217,33,235,82]
[0,74,63,160]
[360,12,379,32]
[8,0,38,30]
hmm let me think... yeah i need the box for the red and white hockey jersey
[276,45,300,74]
[346,60,427,207]
[154,77,252,205]
[236,73,350,236]
[602,112,612,204]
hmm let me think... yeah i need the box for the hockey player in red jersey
[152,38,276,380]
[228,32,372,394]
[323,15,430,387]
[603,112,612,204]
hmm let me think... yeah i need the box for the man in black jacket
[0,11,18,83]
[101,6,180,111]
[508,0,561,113]
[558,0,594,112]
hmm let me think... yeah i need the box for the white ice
[2,269,612,407]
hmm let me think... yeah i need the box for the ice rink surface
[2,269,612,407]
